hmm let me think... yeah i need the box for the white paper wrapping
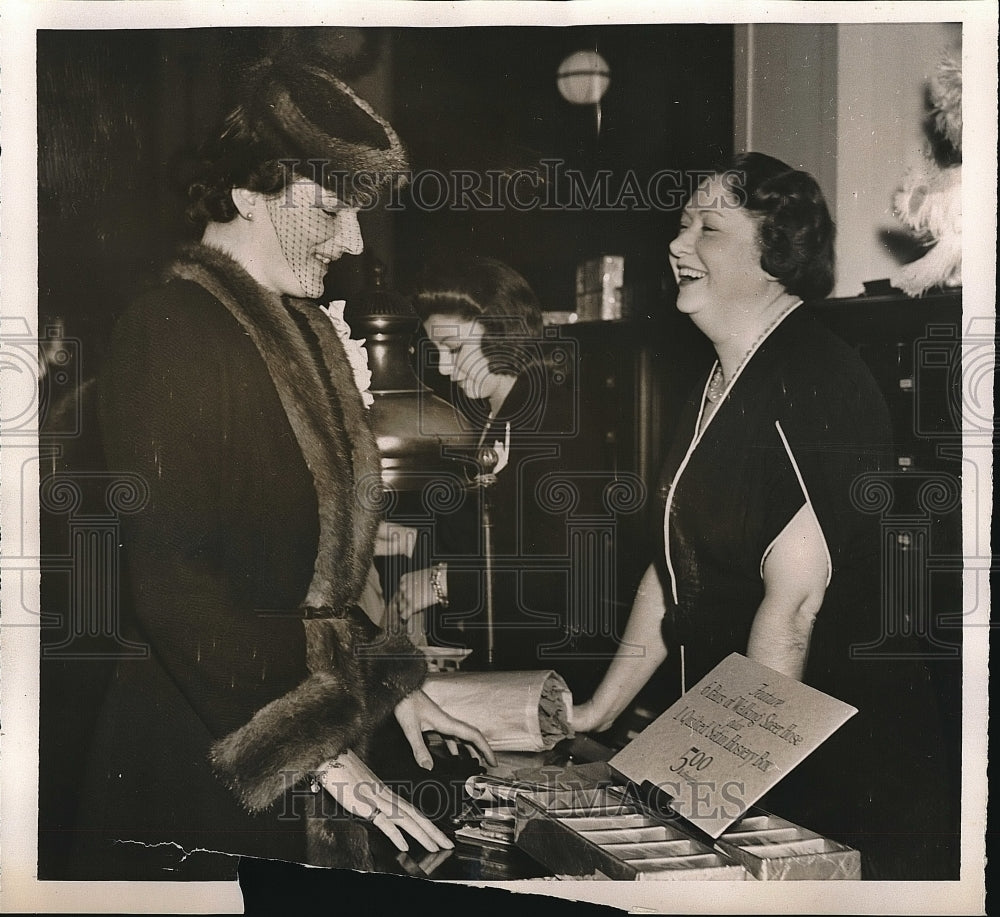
[422,670,574,752]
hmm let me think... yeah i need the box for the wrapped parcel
[422,670,574,752]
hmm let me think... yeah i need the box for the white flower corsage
[319,300,374,409]
[474,422,511,487]
[492,423,511,475]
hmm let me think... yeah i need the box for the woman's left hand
[394,689,497,769]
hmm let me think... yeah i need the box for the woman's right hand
[394,689,497,770]
[390,567,437,621]
[316,749,454,853]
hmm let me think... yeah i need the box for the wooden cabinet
[811,290,964,653]
[811,291,964,805]
[554,314,711,620]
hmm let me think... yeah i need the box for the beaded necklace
[704,300,801,405]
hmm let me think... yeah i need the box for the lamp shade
[557,50,611,105]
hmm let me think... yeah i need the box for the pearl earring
[245,211,255,221]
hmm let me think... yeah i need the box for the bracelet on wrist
[309,754,345,793]
[430,563,449,608]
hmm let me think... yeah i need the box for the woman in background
[73,57,492,880]
[572,153,955,880]
[390,256,610,695]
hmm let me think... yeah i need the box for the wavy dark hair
[410,256,544,376]
[713,152,835,301]
[182,118,290,227]
[181,55,408,228]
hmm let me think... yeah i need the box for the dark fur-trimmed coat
[74,244,425,878]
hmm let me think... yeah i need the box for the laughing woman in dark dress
[572,153,956,880]
[71,57,493,881]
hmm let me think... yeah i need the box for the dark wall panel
[389,25,735,314]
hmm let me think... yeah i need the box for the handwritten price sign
[609,653,857,838]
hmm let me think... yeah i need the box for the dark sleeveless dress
[654,304,958,880]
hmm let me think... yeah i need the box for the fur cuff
[209,670,365,813]
[211,610,426,814]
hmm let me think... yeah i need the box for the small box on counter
[541,310,579,326]
[576,255,628,321]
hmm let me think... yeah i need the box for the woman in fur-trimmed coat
[72,59,492,881]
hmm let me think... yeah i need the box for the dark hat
[235,56,408,182]
[182,56,408,224]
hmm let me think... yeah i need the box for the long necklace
[705,364,727,403]
[704,301,801,405]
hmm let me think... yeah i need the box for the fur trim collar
[166,242,382,614]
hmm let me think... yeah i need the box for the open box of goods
[514,785,748,880]
[511,653,863,881]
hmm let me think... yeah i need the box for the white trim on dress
[760,420,834,587]
[662,300,805,606]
